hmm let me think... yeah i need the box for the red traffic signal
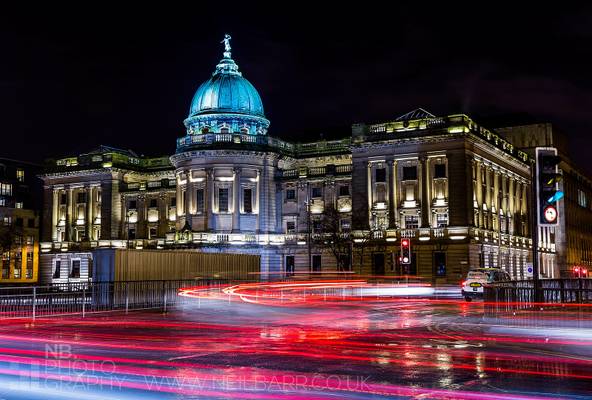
[400,238,411,265]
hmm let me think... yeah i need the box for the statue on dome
[221,34,232,57]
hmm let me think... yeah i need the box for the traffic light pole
[530,161,541,302]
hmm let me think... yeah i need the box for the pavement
[0,288,591,399]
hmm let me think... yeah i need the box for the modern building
[498,123,592,277]
[0,159,41,284]
[39,37,546,283]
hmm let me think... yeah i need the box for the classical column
[255,169,261,233]
[367,162,372,227]
[52,189,59,241]
[387,160,396,229]
[232,167,241,232]
[65,188,74,242]
[86,186,93,240]
[176,173,182,219]
[420,156,429,228]
[207,168,215,231]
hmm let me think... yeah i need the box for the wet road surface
[0,291,591,399]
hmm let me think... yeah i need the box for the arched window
[201,126,210,134]
[240,127,249,135]
[220,127,230,134]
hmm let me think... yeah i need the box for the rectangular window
[129,200,137,210]
[311,187,322,198]
[15,202,23,209]
[437,213,448,228]
[340,219,351,232]
[60,193,67,204]
[243,188,252,213]
[0,183,12,196]
[405,215,419,229]
[313,219,322,233]
[27,218,34,228]
[375,168,386,183]
[403,166,417,181]
[128,228,136,240]
[312,255,322,272]
[218,188,229,212]
[3,216,11,226]
[149,227,157,238]
[376,185,386,202]
[434,164,446,178]
[1,252,9,279]
[77,192,86,203]
[286,221,296,233]
[196,189,204,213]
[14,252,22,279]
[170,197,176,207]
[339,185,350,196]
[26,236,34,245]
[15,218,23,227]
[434,252,446,277]
[578,189,588,208]
[26,252,33,279]
[286,256,295,276]
[0,198,4,206]
[16,169,24,182]
[70,260,80,278]
[149,198,158,208]
[53,260,61,279]
[286,189,296,201]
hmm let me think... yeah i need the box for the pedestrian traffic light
[536,148,563,226]
[401,238,411,265]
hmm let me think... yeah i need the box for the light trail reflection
[0,280,590,399]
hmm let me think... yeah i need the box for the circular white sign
[543,205,557,223]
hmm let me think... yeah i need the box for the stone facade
[38,40,548,284]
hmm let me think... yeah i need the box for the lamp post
[305,199,312,272]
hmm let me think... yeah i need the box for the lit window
[16,169,24,182]
[340,219,351,232]
[0,198,4,206]
[578,189,588,208]
[15,202,23,209]
[437,213,448,228]
[0,183,12,196]
[3,216,11,226]
[149,227,157,239]
[405,215,419,229]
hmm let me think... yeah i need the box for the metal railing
[484,278,592,305]
[0,279,236,320]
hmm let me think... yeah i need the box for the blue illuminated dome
[183,38,270,136]
[189,58,265,118]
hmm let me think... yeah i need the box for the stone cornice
[171,150,279,165]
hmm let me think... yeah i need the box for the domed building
[38,35,542,284]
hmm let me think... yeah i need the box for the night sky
[2,6,591,173]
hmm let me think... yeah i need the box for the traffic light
[536,148,563,226]
[400,238,411,265]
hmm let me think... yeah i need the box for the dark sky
[1,6,591,173]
